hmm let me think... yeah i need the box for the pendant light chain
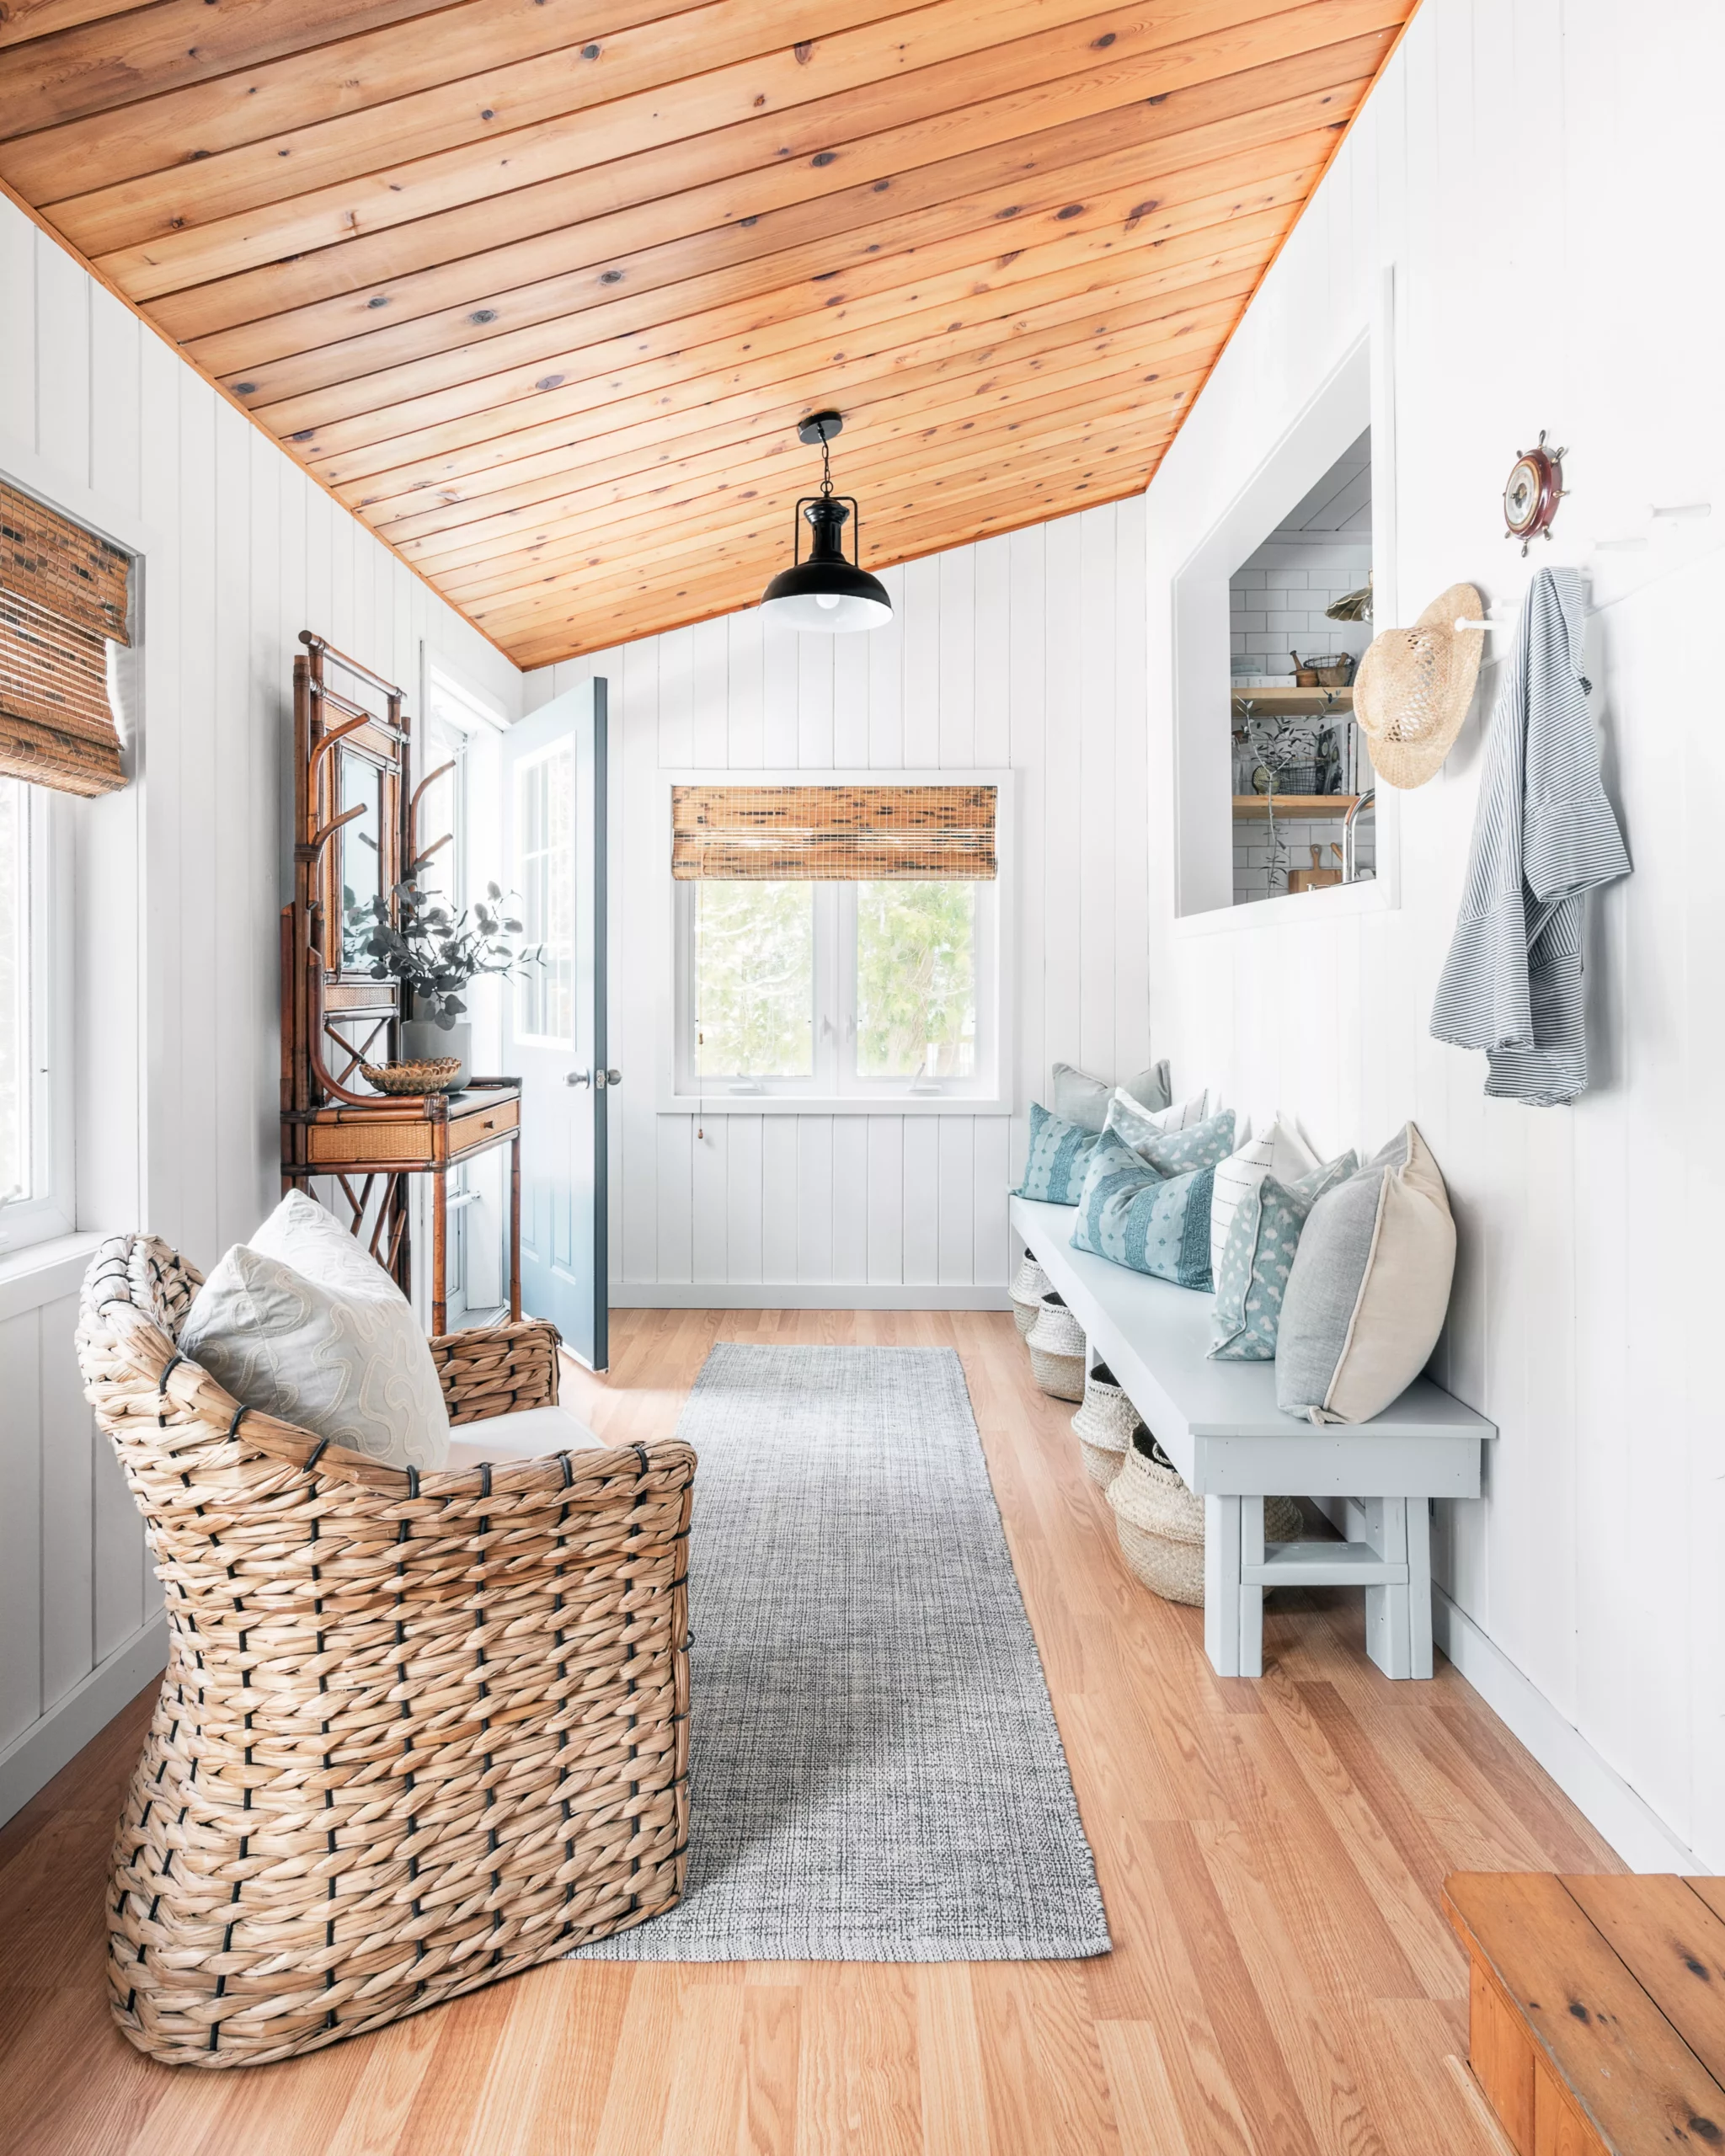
[819,425,835,499]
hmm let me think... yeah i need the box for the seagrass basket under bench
[75,1234,696,2069]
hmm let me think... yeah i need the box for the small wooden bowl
[360,1056,463,1096]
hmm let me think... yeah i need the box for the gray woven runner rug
[574,1342,1110,1962]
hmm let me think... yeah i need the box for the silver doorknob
[606,1068,622,1086]
[564,1068,591,1087]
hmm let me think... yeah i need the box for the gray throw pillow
[1051,1058,1172,1134]
[181,1194,451,1470]
[1274,1123,1456,1424]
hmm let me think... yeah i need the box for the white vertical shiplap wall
[0,195,521,1818]
[525,498,1151,1305]
[1142,0,1724,1868]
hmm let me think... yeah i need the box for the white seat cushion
[446,1404,606,1470]
[181,1192,451,1471]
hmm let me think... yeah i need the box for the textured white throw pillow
[181,1194,451,1470]
[1210,1115,1319,1284]
[1104,1086,1210,1160]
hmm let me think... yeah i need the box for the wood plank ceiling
[0,0,1416,666]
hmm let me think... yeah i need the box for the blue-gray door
[500,680,609,1369]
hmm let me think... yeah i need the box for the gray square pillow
[1051,1058,1172,1134]
[1274,1123,1456,1424]
[180,1193,451,1470]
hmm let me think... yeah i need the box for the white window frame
[659,768,1012,1116]
[0,782,77,1256]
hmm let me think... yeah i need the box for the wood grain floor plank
[0,1310,1624,2156]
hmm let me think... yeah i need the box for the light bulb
[815,591,841,609]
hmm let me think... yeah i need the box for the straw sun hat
[1353,584,1486,788]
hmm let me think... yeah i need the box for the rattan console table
[278,631,522,1335]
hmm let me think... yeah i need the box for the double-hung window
[0,776,76,1253]
[670,777,1007,1111]
[0,478,133,1256]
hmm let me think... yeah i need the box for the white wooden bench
[1011,1195,1496,1680]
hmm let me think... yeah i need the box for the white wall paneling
[0,195,521,1827]
[526,498,1153,1306]
[1141,0,1724,1870]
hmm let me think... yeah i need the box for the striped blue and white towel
[1429,566,1629,1105]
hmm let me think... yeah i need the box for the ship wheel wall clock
[1503,430,1567,552]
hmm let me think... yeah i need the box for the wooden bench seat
[1010,1194,1496,1679]
[1445,1871,1725,2153]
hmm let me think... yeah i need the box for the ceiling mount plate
[798,410,844,446]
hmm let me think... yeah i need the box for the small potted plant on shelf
[345,863,543,1092]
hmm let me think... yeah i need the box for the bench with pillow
[1013,1086,1495,1678]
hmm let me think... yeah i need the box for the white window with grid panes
[664,771,1010,1115]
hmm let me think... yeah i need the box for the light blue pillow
[1015,1101,1100,1205]
[1069,1130,1221,1289]
[1103,1102,1236,1177]
[1208,1152,1359,1361]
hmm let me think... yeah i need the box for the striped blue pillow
[1015,1101,1100,1205]
[1068,1129,1220,1290]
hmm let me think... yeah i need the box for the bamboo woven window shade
[671,785,996,881]
[0,482,132,797]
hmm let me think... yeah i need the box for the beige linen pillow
[1274,1123,1456,1425]
[180,1194,451,1470]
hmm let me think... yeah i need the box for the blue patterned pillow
[1208,1152,1358,1360]
[1069,1131,1219,1289]
[1130,1104,1235,1177]
[1015,1101,1100,1205]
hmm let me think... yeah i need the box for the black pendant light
[759,411,893,632]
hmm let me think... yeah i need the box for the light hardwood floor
[0,1309,1616,2155]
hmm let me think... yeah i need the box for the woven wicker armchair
[76,1234,695,2070]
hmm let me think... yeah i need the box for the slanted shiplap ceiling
[0,0,1415,667]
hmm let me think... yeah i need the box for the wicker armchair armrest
[430,1318,562,1426]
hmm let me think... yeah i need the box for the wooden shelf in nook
[1231,686,1355,713]
[1231,793,1362,820]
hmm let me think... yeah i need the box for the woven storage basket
[1070,1361,1136,1488]
[1108,1438,1300,1606]
[1009,1255,1053,1338]
[74,1234,697,2070]
[1026,1293,1086,1402]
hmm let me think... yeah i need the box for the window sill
[0,1228,105,1322]
[657,1094,1012,1118]
[1174,876,1394,937]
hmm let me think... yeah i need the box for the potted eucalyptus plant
[344,863,542,1089]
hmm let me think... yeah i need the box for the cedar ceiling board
[346,281,1250,522]
[494,470,1167,656]
[85,0,1279,286]
[310,259,1262,493]
[404,355,1208,574]
[385,342,1213,554]
[469,428,1175,618]
[178,38,1380,371]
[274,192,1292,465]
[0,0,500,117]
[431,389,1190,593]
[407,339,1212,581]
[3,0,807,195]
[97,0,1405,302]
[235,120,1329,427]
[3,0,1418,660]
[46,0,930,248]
[251,145,1319,446]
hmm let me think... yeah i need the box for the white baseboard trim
[0,1613,167,1831]
[611,1282,1012,1311]
[1433,1586,1702,1874]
